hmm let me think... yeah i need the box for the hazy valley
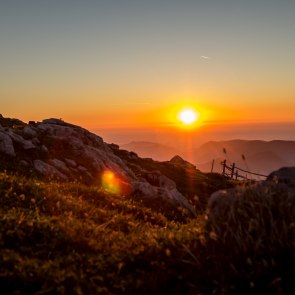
[122,139,295,177]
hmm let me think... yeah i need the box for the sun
[177,108,199,126]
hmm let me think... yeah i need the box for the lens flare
[101,170,132,195]
[101,171,121,194]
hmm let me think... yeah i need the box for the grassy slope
[1,172,295,294]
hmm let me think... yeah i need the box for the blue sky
[1,0,295,127]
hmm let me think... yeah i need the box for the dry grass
[0,172,295,294]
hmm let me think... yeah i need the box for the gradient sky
[1,0,295,129]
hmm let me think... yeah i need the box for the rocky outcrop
[34,160,68,180]
[136,183,196,216]
[170,155,196,170]
[23,125,37,139]
[208,188,238,212]
[267,167,295,188]
[0,130,16,157]
[143,170,176,190]
[208,167,295,219]
[0,116,196,217]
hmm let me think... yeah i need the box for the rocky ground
[0,115,233,219]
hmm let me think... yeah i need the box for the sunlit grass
[1,172,295,294]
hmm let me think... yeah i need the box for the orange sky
[1,1,295,132]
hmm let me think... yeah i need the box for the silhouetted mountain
[121,139,295,176]
[194,140,295,176]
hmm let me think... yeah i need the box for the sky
[1,0,295,136]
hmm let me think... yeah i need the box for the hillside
[1,116,295,294]
[2,169,295,294]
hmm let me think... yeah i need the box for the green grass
[1,172,295,294]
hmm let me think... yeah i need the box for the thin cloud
[201,55,210,59]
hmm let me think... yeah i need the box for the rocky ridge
[0,116,197,217]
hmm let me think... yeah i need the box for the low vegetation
[1,171,295,294]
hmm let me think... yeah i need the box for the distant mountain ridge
[121,141,182,161]
[122,139,295,176]
[193,140,295,175]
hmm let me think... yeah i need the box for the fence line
[220,160,267,180]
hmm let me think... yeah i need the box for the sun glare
[177,108,199,126]
[101,170,121,194]
[101,170,132,195]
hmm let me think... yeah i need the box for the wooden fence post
[211,159,215,173]
[222,160,226,175]
[231,163,235,179]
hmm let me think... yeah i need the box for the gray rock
[7,131,36,150]
[0,116,198,216]
[19,160,30,167]
[207,179,295,220]
[65,158,77,167]
[49,159,70,173]
[37,128,113,182]
[133,181,196,216]
[34,160,68,180]
[77,165,88,172]
[267,167,295,188]
[42,118,66,125]
[40,145,48,154]
[170,155,196,170]
[143,170,176,190]
[0,131,15,156]
[32,137,40,145]
[208,188,240,212]
[23,125,37,139]
[38,122,135,179]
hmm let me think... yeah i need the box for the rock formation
[207,167,295,219]
[0,116,196,217]
[170,155,196,170]
[267,167,295,188]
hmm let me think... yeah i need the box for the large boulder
[22,125,37,139]
[208,167,295,219]
[170,155,196,170]
[36,119,136,182]
[49,159,70,174]
[0,131,15,157]
[7,131,36,150]
[34,160,68,180]
[267,167,295,188]
[133,181,196,217]
[208,188,238,213]
[143,170,176,190]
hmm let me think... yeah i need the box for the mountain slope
[1,116,295,294]
[1,164,295,294]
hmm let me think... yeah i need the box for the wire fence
[220,159,268,180]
